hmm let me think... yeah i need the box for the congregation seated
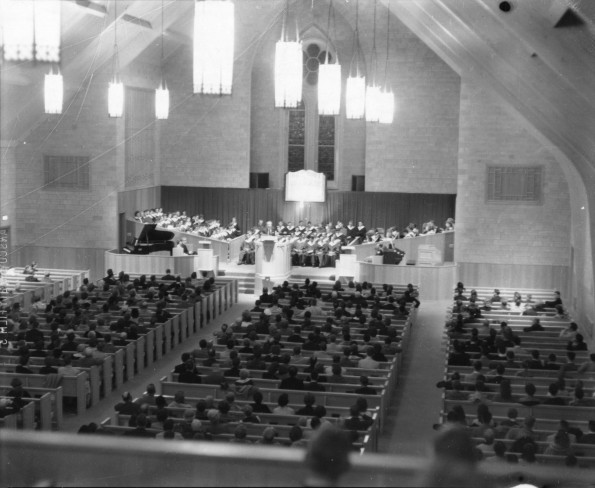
[441,284,595,468]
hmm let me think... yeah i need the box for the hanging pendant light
[365,0,380,123]
[318,0,341,116]
[2,0,34,61]
[44,68,63,114]
[108,1,123,118]
[346,0,365,119]
[378,88,394,124]
[155,82,169,120]
[379,0,394,124]
[275,1,302,108]
[193,0,234,95]
[318,61,341,115]
[155,0,169,119]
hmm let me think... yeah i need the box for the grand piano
[123,224,175,255]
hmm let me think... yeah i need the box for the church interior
[1,0,595,486]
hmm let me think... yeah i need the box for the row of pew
[441,286,595,467]
[0,271,239,431]
[99,278,420,452]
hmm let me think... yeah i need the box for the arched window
[287,40,336,182]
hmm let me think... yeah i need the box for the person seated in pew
[543,353,560,371]
[494,407,521,438]
[445,380,468,401]
[115,392,141,416]
[259,287,274,305]
[475,428,496,458]
[468,378,490,404]
[22,261,38,275]
[15,354,34,374]
[509,297,526,314]
[273,393,295,415]
[580,421,595,444]
[542,382,567,405]
[123,413,155,438]
[173,353,192,374]
[161,269,176,281]
[178,360,202,384]
[38,356,59,375]
[544,430,574,457]
[523,318,544,333]
[577,353,595,374]
[559,322,579,341]
[490,379,517,403]
[517,383,540,407]
[58,356,81,376]
[527,350,544,370]
[169,391,192,410]
[358,347,380,370]
[223,357,242,378]
[505,415,537,443]
[134,384,157,407]
[248,390,271,415]
[305,371,326,392]
[560,351,579,373]
[155,418,184,440]
[342,404,370,432]
[567,333,588,352]
[353,375,377,396]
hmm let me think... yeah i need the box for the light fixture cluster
[4,0,394,124]
[274,0,393,124]
[275,0,303,108]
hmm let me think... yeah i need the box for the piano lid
[136,224,175,244]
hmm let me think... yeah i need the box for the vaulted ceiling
[2,0,595,187]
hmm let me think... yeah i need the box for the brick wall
[12,71,120,251]
[160,1,459,193]
[159,1,281,188]
[364,17,461,193]
[455,80,571,266]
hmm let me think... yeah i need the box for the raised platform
[105,249,218,277]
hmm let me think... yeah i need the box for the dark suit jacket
[279,377,304,390]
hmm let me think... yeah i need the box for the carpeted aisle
[377,300,450,457]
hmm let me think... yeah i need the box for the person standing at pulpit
[264,221,275,236]
[179,238,190,254]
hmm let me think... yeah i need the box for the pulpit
[254,237,291,295]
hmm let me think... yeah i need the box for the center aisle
[376,300,450,456]
[60,294,256,432]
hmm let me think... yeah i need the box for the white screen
[285,170,326,203]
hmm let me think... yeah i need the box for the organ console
[123,224,175,255]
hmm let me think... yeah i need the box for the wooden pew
[160,378,388,429]
[0,387,59,430]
